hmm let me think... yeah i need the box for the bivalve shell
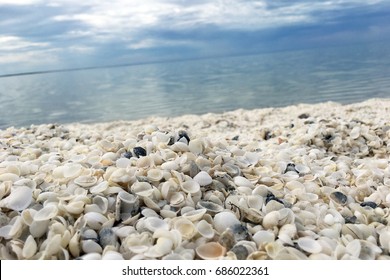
[196,242,226,260]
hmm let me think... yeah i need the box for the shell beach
[0,98,390,260]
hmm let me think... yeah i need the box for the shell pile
[0,98,390,260]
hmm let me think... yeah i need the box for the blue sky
[0,0,389,75]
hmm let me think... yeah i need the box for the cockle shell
[0,186,33,211]
[213,211,241,234]
[193,171,212,186]
[181,180,201,194]
[196,242,226,260]
[196,220,214,239]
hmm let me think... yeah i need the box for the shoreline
[0,98,390,260]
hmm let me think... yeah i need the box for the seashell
[297,237,322,254]
[0,186,32,211]
[102,251,124,260]
[153,229,182,249]
[145,237,173,258]
[109,168,132,184]
[265,241,284,259]
[79,253,102,260]
[0,216,23,239]
[182,208,207,222]
[181,180,200,194]
[116,191,139,221]
[253,230,275,248]
[0,182,11,200]
[22,235,37,259]
[90,181,109,194]
[193,171,212,186]
[196,220,214,239]
[161,161,179,171]
[246,195,263,210]
[147,169,164,182]
[85,196,108,214]
[213,211,241,234]
[173,217,197,240]
[262,211,280,229]
[330,191,348,205]
[99,228,117,248]
[60,200,85,215]
[34,204,58,221]
[84,212,108,230]
[63,163,83,178]
[234,176,253,188]
[196,200,224,215]
[81,239,103,254]
[188,139,203,154]
[264,199,284,213]
[169,192,186,207]
[74,175,97,188]
[116,158,132,168]
[379,229,390,251]
[0,173,20,182]
[196,242,226,260]
[142,217,169,232]
[130,182,153,197]
[29,219,50,238]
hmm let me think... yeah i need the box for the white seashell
[161,161,179,171]
[0,186,32,211]
[43,234,62,257]
[74,175,97,188]
[85,196,108,214]
[22,235,37,259]
[29,219,50,238]
[90,181,109,194]
[154,237,174,256]
[131,182,153,197]
[147,169,164,182]
[379,230,390,251]
[188,139,203,154]
[297,237,322,254]
[102,251,124,260]
[143,217,169,232]
[110,168,132,184]
[196,220,214,239]
[61,200,85,215]
[196,242,226,260]
[262,211,280,229]
[193,171,212,186]
[181,180,201,194]
[252,231,275,248]
[34,204,58,221]
[345,239,361,258]
[169,192,186,207]
[244,152,260,165]
[0,173,20,182]
[116,158,132,169]
[234,176,253,188]
[63,163,83,178]
[173,217,197,240]
[182,208,207,222]
[81,240,103,254]
[116,191,139,221]
[213,212,241,234]
[246,195,263,210]
[136,156,154,168]
[79,253,102,260]
[350,126,360,139]
[84,212,108,230]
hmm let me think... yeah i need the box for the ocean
[0,41,389,129]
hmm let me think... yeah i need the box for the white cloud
[0,36,49,51]
[0,0,42,5]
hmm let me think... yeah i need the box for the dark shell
[98,228,117,248]
[230,245,249,260]
[298,113,309,119]
[284,163,298,174]
[330,191,347,205]
[344,216,357,224]
[265,192,284,206]
[178,130,190,143]
[123,151,133,159]
[133,146,147,157]
[360,201,378,209]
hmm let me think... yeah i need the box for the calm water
[1,42,389,129]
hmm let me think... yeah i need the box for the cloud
[0,0,389,74]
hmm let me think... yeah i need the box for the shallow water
[0,41,389,129]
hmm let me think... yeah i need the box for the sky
[0,0,389,76]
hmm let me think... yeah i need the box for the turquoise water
[0,41,389,129]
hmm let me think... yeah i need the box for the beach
[0,98,390,260]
